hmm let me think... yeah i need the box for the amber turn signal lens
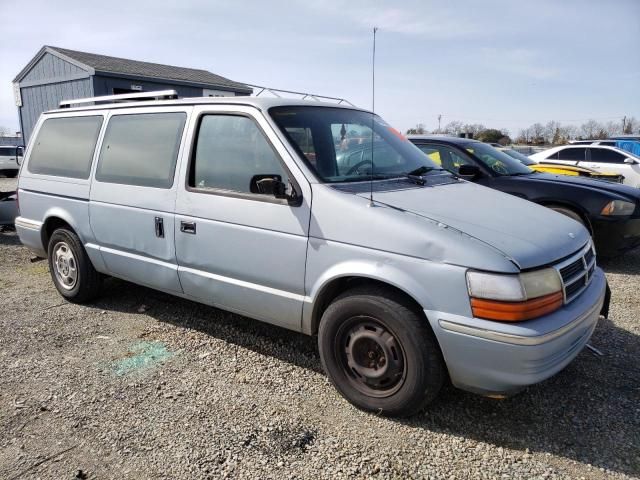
[471,291,563,321]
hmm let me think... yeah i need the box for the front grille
[584,248,594,266]
[560,259,584,281]
[555,243,596,304]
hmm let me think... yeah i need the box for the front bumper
[426,268,607,396]
[592,217,640,257]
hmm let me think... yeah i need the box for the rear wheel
[318,286,445,417]
[4,170,18,178]
[47,228,102,303]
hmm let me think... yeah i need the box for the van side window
[27,116,103,179]
[96,112,186,188]
[190,115,287,194]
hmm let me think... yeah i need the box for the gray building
[13,46,252,142]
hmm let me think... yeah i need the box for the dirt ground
[0,175,638,479]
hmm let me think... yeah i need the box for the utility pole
[622,116,627,134]
[437,114,442,133]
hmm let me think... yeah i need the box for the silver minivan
[15,93,607,416]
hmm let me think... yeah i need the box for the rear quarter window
[27,116,104,179]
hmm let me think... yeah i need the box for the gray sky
[1,0,639,136]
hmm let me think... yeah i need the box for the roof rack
[245,84,355,106]
[59,90,178,108]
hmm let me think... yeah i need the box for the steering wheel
[346,160,376,175]
[491,162,509,175]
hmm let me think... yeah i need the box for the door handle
[155,217,164,238]
[180,221,196,234]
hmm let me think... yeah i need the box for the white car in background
[0,146,22,178]
[530,145,640,188]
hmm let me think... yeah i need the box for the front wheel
[318,286,445,417]
[47,228,102,303]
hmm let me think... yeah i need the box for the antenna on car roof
[368,27,378,208]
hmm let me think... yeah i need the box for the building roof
[14,46,252,93]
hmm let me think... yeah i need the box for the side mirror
[624,158,638,165]
[250,174,288,198]
[458,164,481,180]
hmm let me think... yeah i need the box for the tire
[318,286,445,417]
[5,170,18,178]
[47,228,102,303]
[549,205,585,226]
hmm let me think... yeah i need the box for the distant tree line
[515,117,638,145]
[406,121,511,145]
[406,116,639,146]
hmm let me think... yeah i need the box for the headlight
[467,268,563,322]
[600,200,635,216]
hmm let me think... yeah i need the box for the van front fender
[302,241,470,334]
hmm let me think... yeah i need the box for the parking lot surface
[0,177,638,479]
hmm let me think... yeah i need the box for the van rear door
[89,106,191,292]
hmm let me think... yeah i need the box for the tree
[561,125,579,142]
[477,128,508,144]
[544,121,561,144]
[406,123,426,135]
[442,120,463,135]
[0,126,11,136]
[530,123,545,144]
[580,119,601,139]
[605,120,622,137]
[623,116,637,135]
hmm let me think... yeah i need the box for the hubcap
[338,317,406,398]
[52,241,77,290]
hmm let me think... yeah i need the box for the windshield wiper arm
[403,166,445,185]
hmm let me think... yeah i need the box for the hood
[357,182,590,270]
[523,172,640,201]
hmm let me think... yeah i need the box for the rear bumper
[15,216,46,256]
[426,268,606,396]
[592,217,640,257]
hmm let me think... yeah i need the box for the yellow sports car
[499,148,624,183]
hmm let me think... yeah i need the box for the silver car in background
[15,93,606,416]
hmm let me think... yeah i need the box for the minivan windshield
[464,142,534,176]
[270,106,441,183]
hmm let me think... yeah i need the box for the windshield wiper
[403,166,446,185]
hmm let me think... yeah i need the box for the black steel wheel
[337,317,406,398]
[319,285,445,417]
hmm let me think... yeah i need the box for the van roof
[44,96,367,115]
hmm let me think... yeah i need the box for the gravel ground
[0,174,638,479]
